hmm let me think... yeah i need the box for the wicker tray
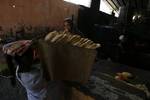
[38,40,97,84]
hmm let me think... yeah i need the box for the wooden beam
[106,0,118,10]
[112,0,120,8]
[110,0,119,9]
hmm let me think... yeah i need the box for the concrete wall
[0,0,79,30]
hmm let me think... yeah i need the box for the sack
[38,40,97,84]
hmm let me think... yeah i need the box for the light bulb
[12,5,16,8]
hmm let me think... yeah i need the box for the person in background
[63,17,84,37]
[63,17,73,33]
[3,40,48,100]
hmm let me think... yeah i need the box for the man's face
[64,21,71,32]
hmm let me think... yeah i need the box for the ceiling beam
[112,0,120,8]
[110,0,119,9]
[106,0,118,10]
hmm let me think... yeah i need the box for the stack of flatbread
[45,31,101,49]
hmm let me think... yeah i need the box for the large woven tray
[38,40,97,84]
